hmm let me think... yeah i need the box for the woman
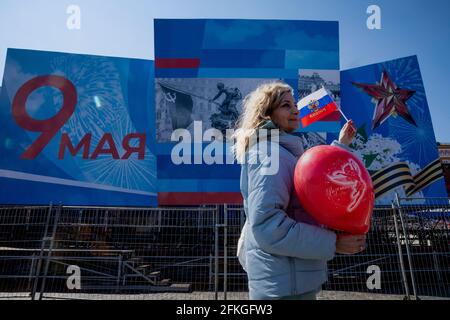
[233,82,366,300]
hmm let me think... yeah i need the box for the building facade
[438,143,450,197]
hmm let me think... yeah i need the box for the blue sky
[0,0,449,142]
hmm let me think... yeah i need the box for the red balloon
[294,145,374,235]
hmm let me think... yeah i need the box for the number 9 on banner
[12,75,77,159]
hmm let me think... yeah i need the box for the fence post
[391,201,411,300]
[395,194,419,300]
[214,205,219,300]
[432,250,443,289]
[38,203,62,300]
[116,254,123,293]
[28,254,37,291]
[224,204,228,301]
[208,254,213,291]
[31,203,53,300]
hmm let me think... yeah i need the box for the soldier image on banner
[155,78,275,142]
[209,82,242,134]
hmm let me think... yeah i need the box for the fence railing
[0,198,448,300]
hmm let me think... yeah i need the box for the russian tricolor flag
[298,87,340,128]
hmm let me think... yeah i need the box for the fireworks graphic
[389,106,437,167]
[371,57,436,166]
[50,55,125,142]
[346,56,443,204]
[49,55,156,192]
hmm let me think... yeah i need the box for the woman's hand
[338,120,356,146]
[335,232,366,255]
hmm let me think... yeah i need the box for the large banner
[336,56,446,204]
[154,19,340,205]
[0,49,157,206]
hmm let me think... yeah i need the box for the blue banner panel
[202,20,339,51]
[0,49,157,206]
[338,55,447,204]
[154,19,340,205]
[199,49,286,68]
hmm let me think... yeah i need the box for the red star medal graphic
[352,70,417,130]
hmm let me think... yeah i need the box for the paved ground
[1,291,448,300]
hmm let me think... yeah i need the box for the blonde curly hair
[232,81,293,163]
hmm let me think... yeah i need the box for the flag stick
[338,107,349,122]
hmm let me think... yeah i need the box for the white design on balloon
[327,159,367,213]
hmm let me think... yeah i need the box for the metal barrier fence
[0,198,448,300]
[392,197,450,299]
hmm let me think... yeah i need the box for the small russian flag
[298,87,340,128]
